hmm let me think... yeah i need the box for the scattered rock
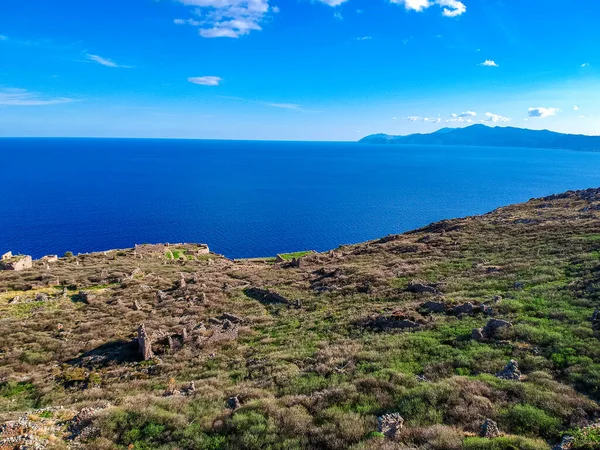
[220,312,243,324]
[69,405,109,441]
[137,324,154,361]
[156,290,168,302]
[377,413,404,439]
[227,396,241,410]
[471,328,485,342]
[513,282,525,290]
[421,301,447,314]
[177,273,187,289]
[481,304,494,316]
[408,281,439,295]
[483,319,513,339]
[451,302,476,316]
[479,418,500,438]
[35,293,49,302]
[133,300,141,311]
[496,360,522,381]
[552,435,575,450]
[78,290,95,304]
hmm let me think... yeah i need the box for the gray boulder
[496,360,522,381]
[479,418,500,438]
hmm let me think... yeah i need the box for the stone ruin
[136,315,242,360]
[377,413,404,439]
[40,255,59,263]
[0,253,33,271]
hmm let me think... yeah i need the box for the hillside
[360,125,600,151]
[2,188,600,449]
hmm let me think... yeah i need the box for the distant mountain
[359,124,600,151]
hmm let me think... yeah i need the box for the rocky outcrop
[421,301,447,313]
[69,405,110,441]
[496,360,522,381]
[228,396,241,410]
[137,324,154,360]
[484,319,513,338]
[479,418,500,438]
[451,302,476,316]
[408,281,439,295]
[471,328,485,342]
[591,310,600,330]
[377,413,404,439]
[473,319,513,341]
[78,290,95,304]
[552,435,575,450]
[177,273,187,289]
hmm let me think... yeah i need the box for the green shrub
[463,436,549,450]
[502,404,561,439]
[571,426,600,449]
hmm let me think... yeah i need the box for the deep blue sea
[1,138,600,259]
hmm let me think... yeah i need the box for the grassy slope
[1,189,600,449]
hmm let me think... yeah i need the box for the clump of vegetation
[1,189,600,449]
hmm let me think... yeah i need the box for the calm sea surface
[1,138,600,259]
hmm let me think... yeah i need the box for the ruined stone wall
[1,255,33,271]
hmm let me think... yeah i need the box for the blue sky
[0,0,598,140]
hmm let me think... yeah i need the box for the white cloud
[334,11,343,20]
[188,76,222,86]
[267,103,301,109]
[318,0,349,5]
[437,0,466,17]
[581,63,590,68]
[573,105,579,111]
[528,107,560,118]
[0,35,7,41]
[355,36,372,40]
[0,88,75,106]
[403,115,441,123]
[479,60,499,67]
[220,95,309,111]
[174,18,202,26]
[452,111,476,118]
[176,0,275,38]
[484,112,510,123]
[272,5,280,13]
[85,53,131,68]
[390,0,466,17]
